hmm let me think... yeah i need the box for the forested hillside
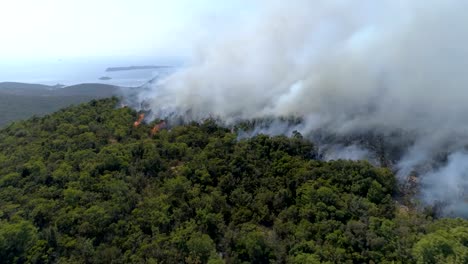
[0,82,119,127]
[0,98,467,263]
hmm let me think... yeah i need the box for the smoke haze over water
[133,0,468,215]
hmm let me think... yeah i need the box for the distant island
[99,76,112,81]
[105,65,172,72]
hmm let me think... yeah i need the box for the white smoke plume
[322,144,376,164]
[133,0,468,215]
[421,152,468,217]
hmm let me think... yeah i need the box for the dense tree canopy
[0,98,467,263]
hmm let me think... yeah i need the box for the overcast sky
[0,0,256,62]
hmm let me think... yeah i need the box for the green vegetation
[0,98,467,263]
[0,82,118,127]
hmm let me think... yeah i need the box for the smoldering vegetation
[126,0,468,216]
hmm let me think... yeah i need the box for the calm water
[0,57,181,87]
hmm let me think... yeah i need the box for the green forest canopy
[0,97,467,263]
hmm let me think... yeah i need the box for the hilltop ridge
[0,98,467,263]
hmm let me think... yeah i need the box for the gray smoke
[322,144,376,164]
[135,0,468,215]
[421,152,468,217]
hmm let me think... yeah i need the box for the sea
[0,57,181,87]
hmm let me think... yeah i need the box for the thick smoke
[421,152,468,216]
[134,0,468,215]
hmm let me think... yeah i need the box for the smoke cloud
[133,0,468,215]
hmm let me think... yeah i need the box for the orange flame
[133,113,145,127]
[151,120,166,135]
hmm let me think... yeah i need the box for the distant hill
[0,82,63,96]
[53,83,119,97]
[0,82,120,127]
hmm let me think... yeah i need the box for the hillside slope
[0,98,467,263]
[0,82,119,127]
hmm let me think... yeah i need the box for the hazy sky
[0,0,255,61]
